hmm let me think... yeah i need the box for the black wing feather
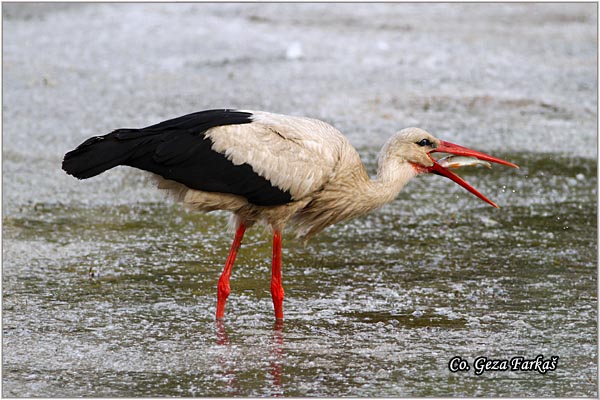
[62,109,293,206]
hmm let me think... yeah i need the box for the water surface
[3,152,597,396]
[3,3,597,397]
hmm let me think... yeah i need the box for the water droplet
[285,42,304,60]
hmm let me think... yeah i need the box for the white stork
[62,109,517,321]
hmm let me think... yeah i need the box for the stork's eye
[416,138,432,147]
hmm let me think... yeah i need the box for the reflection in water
[214,320,241,395]
[215,320,285,396]
[269,321,285,396]
[215,320,229,346]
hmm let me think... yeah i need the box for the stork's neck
[292,150,419,239]
[365,155,419,208]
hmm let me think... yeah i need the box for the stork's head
[387,127,518,208]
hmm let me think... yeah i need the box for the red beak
[428,141,519,208]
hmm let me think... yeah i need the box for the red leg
[271,230,285,321]
[216,223,246,320]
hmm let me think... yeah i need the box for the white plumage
[206,111,346,200]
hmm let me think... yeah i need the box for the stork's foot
[216,280,231,320]
[215,223,246,320]
[271,283,285,321]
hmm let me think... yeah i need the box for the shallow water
[2,3,597,397]
[3,152,597,397]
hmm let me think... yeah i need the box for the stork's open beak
[428,141,519,208]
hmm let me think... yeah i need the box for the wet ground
[2,3,597,397]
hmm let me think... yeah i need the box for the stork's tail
[62,129,146,179]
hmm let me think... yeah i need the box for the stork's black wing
[62,109,293,206]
